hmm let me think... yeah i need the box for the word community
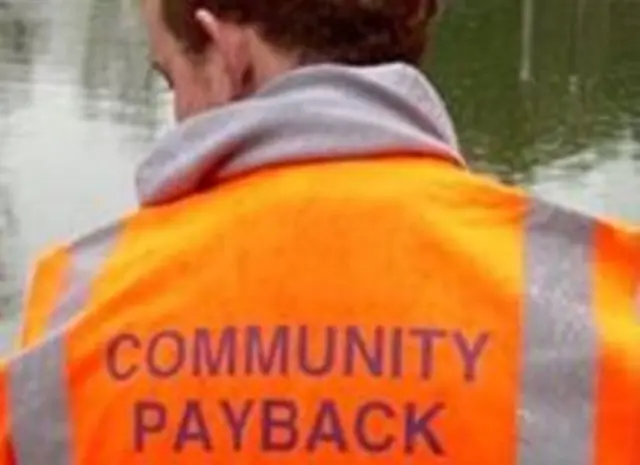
[104,325,492,456]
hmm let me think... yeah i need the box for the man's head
[142,0,441,121]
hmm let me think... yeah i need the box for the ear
[194,8,251,98]
[194,8,221,44]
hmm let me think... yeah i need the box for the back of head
[161,0,441,66]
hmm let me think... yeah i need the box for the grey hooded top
[136,63,466,206]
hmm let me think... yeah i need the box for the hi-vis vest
[0,155,638,465]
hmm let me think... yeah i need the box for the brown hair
[161,0,440,65]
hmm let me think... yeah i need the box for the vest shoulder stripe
[46,221,122,332]
[518,198,598,465]
[8,336,70,465]
[8,220,123,465]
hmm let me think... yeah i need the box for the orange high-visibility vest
[1,155,639,465]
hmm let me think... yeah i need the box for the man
[0,0,638,464]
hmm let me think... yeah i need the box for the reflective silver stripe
[48,225,121,332]
[519,198,598,465]
[8,334,71,465]
[8,222,121,465]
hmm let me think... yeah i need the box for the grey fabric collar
[136,63,465,207]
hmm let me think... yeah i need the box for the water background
[0,0,638,348]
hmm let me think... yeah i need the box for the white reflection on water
[530,130,640,222]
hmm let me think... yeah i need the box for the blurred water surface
[0,0,638,345]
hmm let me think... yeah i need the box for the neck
[248,35,300,92]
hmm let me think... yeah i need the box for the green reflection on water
[429,0,640,183]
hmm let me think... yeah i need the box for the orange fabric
[0,369,14,465]
[59,157,530,464]
[593,224,640,465]
[19,246,70,349]
[10,156,640,464]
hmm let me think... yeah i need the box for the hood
[137,63,466,207]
